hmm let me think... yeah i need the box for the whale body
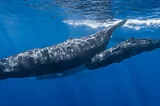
[0,20,127,80]
[86,37,160,70]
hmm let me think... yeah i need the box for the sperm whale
[86,37,160,70]
[0,20,127,80]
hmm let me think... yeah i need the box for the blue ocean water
[0,0,160,106]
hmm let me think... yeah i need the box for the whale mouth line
[63,19,160,30]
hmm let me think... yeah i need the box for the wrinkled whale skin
[0,20,127,80]
[86,37,160,70]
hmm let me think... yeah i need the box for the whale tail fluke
[98,19,127,47]
[114,20,127,28]
[107,20,127,35]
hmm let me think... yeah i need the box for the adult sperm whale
[0,20,127,80]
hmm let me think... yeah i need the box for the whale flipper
[36,65,86,80]
[36,73,64,80]
[86,37,160,70]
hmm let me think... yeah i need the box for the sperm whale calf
[86,37,160,70]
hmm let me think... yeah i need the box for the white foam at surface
[63,19,160,30]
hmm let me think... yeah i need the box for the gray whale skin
[0,20,159,81]
[0,20,127,80]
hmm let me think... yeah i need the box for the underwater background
[0,0,160,106]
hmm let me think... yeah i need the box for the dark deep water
[0,0,160,106]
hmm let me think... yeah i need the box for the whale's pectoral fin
[36,65,87,80]
[36,73,64,80]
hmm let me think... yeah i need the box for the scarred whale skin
[86,37,160,70]
[0,20,127,80]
